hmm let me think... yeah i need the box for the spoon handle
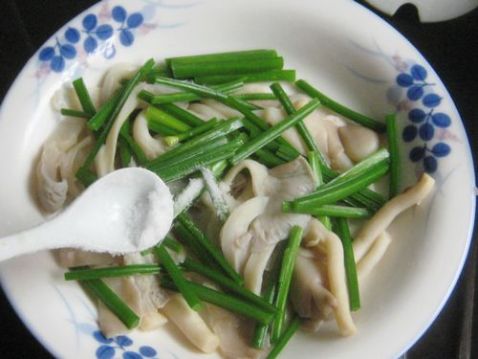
[0,220,68,262]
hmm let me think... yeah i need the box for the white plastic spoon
[0,168,174,261]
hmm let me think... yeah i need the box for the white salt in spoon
[0,168,174,261]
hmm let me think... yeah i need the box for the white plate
[0,0,475,358]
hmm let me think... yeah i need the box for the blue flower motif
[396,62,453,174]
[402,106,452,173]
[111,6,144,47]
[93,330,114,344]
[395,64,434,101]
[92,331,158,359]
[38,27,79,72]
[96,345,115,359]
[116,335,134,347]
[81,14,114,53]
[139,346,157,357]
[37,4,150,73]
[123,352,143,359]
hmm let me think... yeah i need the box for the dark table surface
[0,1,477,358]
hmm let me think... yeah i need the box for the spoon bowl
[0,168,174,261]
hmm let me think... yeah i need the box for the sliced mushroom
[221,196,269,272]
[353,173,435,261]
[162,294,220,353]
[221,157,316,294]
[302,218,356,336]
[123,253,169,330]
[54,249,117,268]
[202,304,260,359]
[95,83,148,176]
[357,231,392,282]
[291,248,336,332]
[101,63,138,103]
[222,159,270,205]
[97,276,143,337]
[132,111,166,159]
[59,135,93,198]
[338,124,380,162]
[35,117,88,212]
[36,144,68,213]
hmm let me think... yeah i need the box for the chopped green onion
[65,265,161,281]
[307,151,332,229]
[159,103,204,127]
[162,235,184,253]
[271,82,319,153]
[149,136,229,176]
[296,79,386,132]
[176,213,243,284]
[321,166,386,211]
[386,113,400,198]
[174,221,215,263]
[272,226,303,341]
[77,59,155,186]
[152,76,229,101]
[148,121,180,136]
[275,144,300,162]
[196,69,296,85]
[334,218,360,311]
[82,278,140,329]
[167,49,278,66]
[145,106,192,133]
[308,151,323,186]
[164,118,219,146]
[327,149,389,187]
[87,90,121,131]
[150,77,299,157]
[255,148,285,167]
[147,117,243,170]
[267,317,300,359]
[141,79,244,105]
[251,281,277,349]
[231,99,320,164]
[118,137,132,167]
[283,158,389,210]
[120,119,148,165]
[181,259,275,313]
[60,108,91,119]
[234,93,278,101]
[284,204,371,219]
[154,245,202,311]
[72,77,96,115]
[153,135,245,182]
[170,56,284,79]
[161,278,275,325]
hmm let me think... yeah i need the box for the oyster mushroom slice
[353,173,435,261]
[338,124,380,163]
[220,196,269,272]
[221,157,317,294]
[162,294,220,353]
[221,159,270,204]
[291,248,336,331]
[132,110,165,159]
[304,218,356,336]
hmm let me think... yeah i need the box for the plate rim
[0,0,475,358]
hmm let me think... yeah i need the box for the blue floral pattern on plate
[93,331,158,359]
[38,5,145,72]
[395,63,452,173]
[347,40,457,175]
